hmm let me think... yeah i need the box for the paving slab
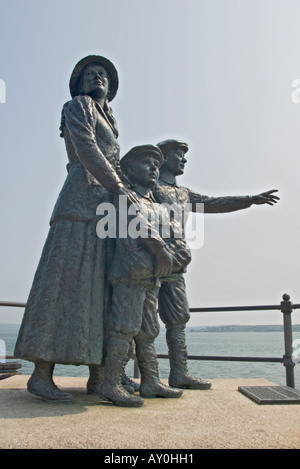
[1,375,300,449]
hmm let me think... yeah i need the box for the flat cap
[157,139,188,153]
[120,144,163,172]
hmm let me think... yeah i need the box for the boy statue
[154,139,279,390]
[98,144,192,406]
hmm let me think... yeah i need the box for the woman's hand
[115,184,140,206]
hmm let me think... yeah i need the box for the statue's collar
[158,175,178,187]
[133,186,156,201]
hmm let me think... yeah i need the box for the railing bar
[6,353,283,363]
[0,302,27,308]
[190,304,300,312]
[190,306,281,312]
[1,301,300,311]
[157,354,283,363]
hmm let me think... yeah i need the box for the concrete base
[1,375,300,449]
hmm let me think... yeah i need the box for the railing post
[281,293,295,388]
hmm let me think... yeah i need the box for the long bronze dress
[15,95,122,365]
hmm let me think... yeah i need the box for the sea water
[1,324,300,388]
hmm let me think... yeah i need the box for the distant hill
[187,324,300,333]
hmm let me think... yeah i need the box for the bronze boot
[136,342,183,398]
[87,365,104,394]
[166,326,211,390]
[98,337,144,407]
[27,362,73,402]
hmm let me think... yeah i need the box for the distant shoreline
[187,324,300,333]
[1,323,300,333]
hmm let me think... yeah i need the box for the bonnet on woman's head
[60,55,119,138]
[69,55,119,102]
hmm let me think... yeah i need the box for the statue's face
[80,64,110,97]
[163,147,187,176]
[128,154,160,188]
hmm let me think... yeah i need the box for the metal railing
[156,294,299,388]
[1,293,299,388]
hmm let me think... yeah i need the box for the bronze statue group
[14,56,279,407]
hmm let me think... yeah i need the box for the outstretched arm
[188,188,279,213]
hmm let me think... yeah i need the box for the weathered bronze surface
[14,56,134,402]
[13,57,279,404]
[154,139,279,390]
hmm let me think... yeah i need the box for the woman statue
[14,55,135,401]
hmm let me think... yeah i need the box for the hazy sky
[1,0,300,326]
